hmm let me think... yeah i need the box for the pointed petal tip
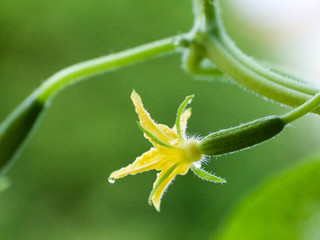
[148,198,161,212]
[131,89,140,100]
[153,202,161,212]
[186,94,195,103]
[108,171,117,179]
[108,170,125,182]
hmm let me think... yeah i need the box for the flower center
[182,139,202,163]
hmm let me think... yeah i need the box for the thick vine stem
[213,0,319,96]
[190,0,320,113]
[201,33,320,114]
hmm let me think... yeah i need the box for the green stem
[0,35,183,175]
[213,0,318,96]
[282,93,320,124]
[190,0,320,114]
[200,34,320,114]
[191,0,216,33]
[36,36,182,103]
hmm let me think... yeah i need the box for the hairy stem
[282,93,320,124]
[213,0,318,96]
[201,34,320,113]
[0,36,182,175]
[36,36,182,103]
[191,0,320,114]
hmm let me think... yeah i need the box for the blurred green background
[1,0,319,239]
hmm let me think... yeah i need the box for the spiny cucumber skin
[199,116,285,156]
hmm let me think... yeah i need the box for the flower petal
[109,148,165,180]
[179,108,191,137]
[142,124,179,148]
[172,108,191,137]
[175,95,194,139]
[158,124,178,140]
[150,164,189,212]
[131,90,172,144]
[136,122,174,149]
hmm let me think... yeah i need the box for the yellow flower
[109,90,225,211]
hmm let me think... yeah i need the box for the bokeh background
[1,0,319,239]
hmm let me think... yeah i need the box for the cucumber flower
[108,91,225,211]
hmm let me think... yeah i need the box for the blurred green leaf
[0,177,10,193]
[213,157,320,240]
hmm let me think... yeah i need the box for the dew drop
[108,178,115,184]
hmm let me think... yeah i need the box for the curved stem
[282,93,320,124]
[35,35,183,103]
[200,34,320,114]
[213,0,319,96]
[191,0,320,113]
[0,35,183,175]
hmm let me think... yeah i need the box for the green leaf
[213,157,320,240]
[0,177,10,193]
